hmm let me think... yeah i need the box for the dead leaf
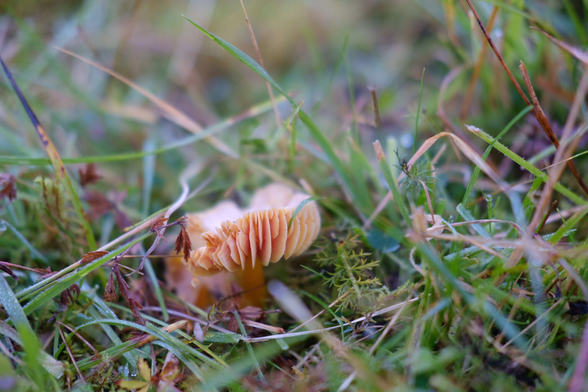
[531,26,588,65]
[81,250,109,264]
[0,263,18,280]
[84,191,115,220]
[112,264,145,325]
[78,163,102,187]
[104,271,118,302]
[174,225,192,263]
[0,174,17,202]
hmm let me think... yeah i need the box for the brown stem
[464,0,588,196]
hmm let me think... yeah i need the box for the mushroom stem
[233,260,267,308]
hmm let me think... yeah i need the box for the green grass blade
[0,274,31,329]
[1,57,97,250]
[462,105,533,206]
[466,125,587,206]
[22,233,151,315]
[183,16,370,213]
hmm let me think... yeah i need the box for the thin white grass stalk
[289,292,349,333]
[423,233,519,248]
[140,307,232,333]
[410,247,425,276]
[242,320,284,334]
[449,219,524,236]
[247,296,419,343]
[338,295,413,391]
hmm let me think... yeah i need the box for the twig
[368,86,381,127]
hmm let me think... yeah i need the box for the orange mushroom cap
[183,184,321,286]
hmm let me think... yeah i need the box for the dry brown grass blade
[530,26,588,65]
[493,66,588,287]
[519,62,588,195]
[365,128,509,228]
[404,131,510,192]
[464,0,588,197]
[53,47,237,159]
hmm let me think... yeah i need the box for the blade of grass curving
[22,232,151,315]
[183,17,369,213]
[462,105,533,206]
[55,46,295,190]
[0,220,49,264]
[88,299,140,367]
[1,58,97,250]
[288,196,321,228]
[0,274,31,330]
[466,125,587,206]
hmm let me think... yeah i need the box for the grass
[1,0,588,391]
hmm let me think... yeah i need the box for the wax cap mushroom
[184,183,321,286]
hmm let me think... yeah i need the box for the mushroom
[167,183,321,308]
